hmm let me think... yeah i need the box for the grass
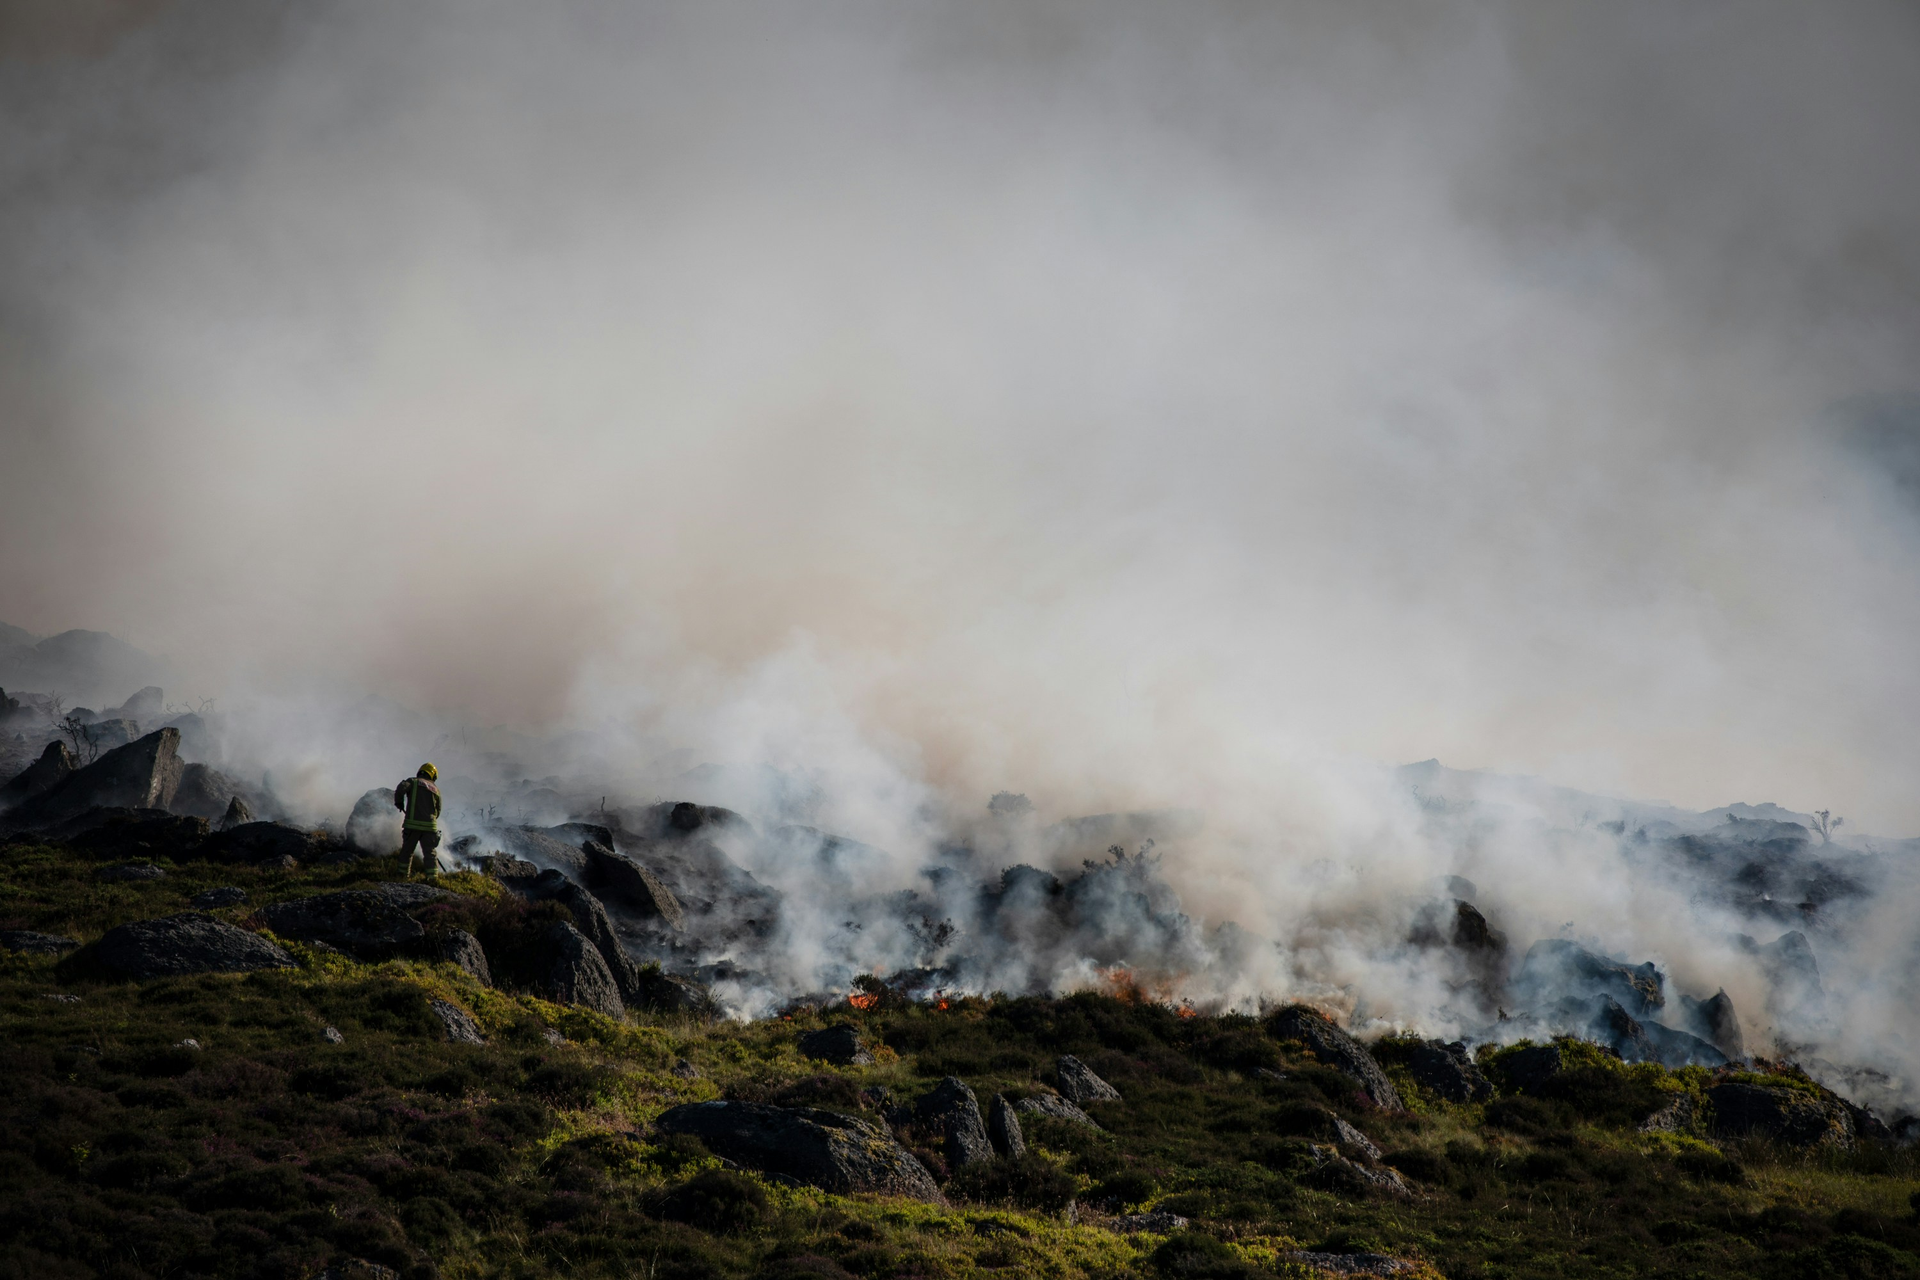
[2,838,1917,1279]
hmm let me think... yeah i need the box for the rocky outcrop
[218,796,253,830]
[84,913,296,978]
[1269,1007,1405,1111]
[1407,1039,1493,1102]
[513,868,644,1001]
[496,827,590,879]
[169,763,249,822]
[1056,1054,1121,1105]
[583,840,685,929]
[1016,1091,1099,1127]
[1301,1142,1411,1197]
[534,920,624,1017]
[98,862,166,882]
[443,928,490,985]
[987,1094,1026,1159]
[429,998,487,1045]
[1708,1082,1854,1147]
[257,883,448,960]
[1639,1094,1698,1134]
[655,1100,943,1202]
[918,1076,994,1169]
[632,966,712,1014]
[1499,1044,1567,1094]
[799,1024,873,1066]
[69,812,209,860]
[3,728,184,830]
[190,886,247,908]
[1515,939,1665,1016]
[0,740,74,806]
[1681,989,1745,1061]
[344,787,401,854]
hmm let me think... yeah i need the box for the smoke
[2,2,1918,1101]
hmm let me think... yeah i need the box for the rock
[918,1076,994,1169]
[1109,1211,1189,1234]
[1500,1044,1566,1094]
[672,1057,699,1079]
[1407,1040,1493,1102]
[1516,939,1665,1016]
[429,998,487,1045]
[1579,995,1728,1068]
[1015,1092,1099,1127]
[200,821,318,864]
[513,869,644,999]
[655,1100,944,1201]
[105,686,164,722]
[987,1094,1026,1159]
[1284,1251,1414,1275]
[2,728,184,830]
[174,1037,201,1050]
[1843,1100,1891,1142]
[69,812,209,860]
[633,966,714,1015]
[260,853,300,873]
[1,929,78,954]
[190,886,247,908]
[486,853,541,880]
[534,920,624,1017]
[169,763,248,822]
[256,883,448,960]
[443,928,490,985]
[799,1024,873,1066]
[218,796,253,830]
[81,718,140,753]
[344,787,402,854]
[84,913,296,978]
[1302,1143,1411,1197]
[1268,1007,1405,1111]
[98,862,166,882]
[582,839,685,929]
[1056,1054,1121,1105]
[1639,1094,1698,1134]
[497,826,590,879]
[1681,989,1746,1061]
[0,740,75,806]
[1708,1082,1853,1147]
[323,1025,345,1044]
[1333,1116,1383,1161]
[43,992,82,1003]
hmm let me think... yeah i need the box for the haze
[3,0,1918,838]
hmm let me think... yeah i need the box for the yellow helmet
[418,763,438,781]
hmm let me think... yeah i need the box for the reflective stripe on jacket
[395,777,441,832]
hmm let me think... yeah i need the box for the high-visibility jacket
[395,776,442,832]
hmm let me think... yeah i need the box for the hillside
[3,836,1917,1280]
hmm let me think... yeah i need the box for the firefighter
[395,762,442,877]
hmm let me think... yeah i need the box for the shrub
[653,1169,768,1234]
[1150,1231,1257,1279]
[945,1153,1078,1212]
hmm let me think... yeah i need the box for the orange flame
[935,998,951,1011]
[848,991,880,1011]
[1177,1005,1197,1019]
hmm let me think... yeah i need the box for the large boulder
[443,928,491,985]
[169,763,251,822]
[81,718,140,753]
[582,840,685,929]
[1406,1040,1493,1103]
[1680,989,1746,1061]
[513,868,645,1002]
[1,929,78,954]
[1268,1006,1405,1111]
[1015,1092,1098,1127]
[1708,1082,1854,1147]
[917,1076,994,1169]
[344,787,402,854]
[534,920,624,1017]
[799,1024,873,1066]
[1056,1054,1122,1105]
[632,965,714,1015]
[987,1094,1026,1159]
[3,728,184,830]
[655,1100,943,1202]
[83,913,296,979]
[256,884,448,960]
[496,827,590,879]
[0,740,75,807]
[105,686,164,722]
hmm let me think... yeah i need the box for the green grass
[2,839,1917,1279]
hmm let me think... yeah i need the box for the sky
[2,0,1918,836]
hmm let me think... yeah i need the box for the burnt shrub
[945,1153,1078,1212]
[1150,1231,1258,1279]
[1382,1148,1450,1185]
[90,1148,190,1190]
[524,1058,605,1106]
[1676,1146,1746,1184]
[1267,1101,1341,1141]
[1187,1016,1281,1074]
[767,1073,864,1111]
[401,1195,462,1244]
[1092,1168,1161,1207]
[654,1168,769,1234]
[1486,1095,1561,1135]
[292,1056,365,1100]
[186,1163,308,1212]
